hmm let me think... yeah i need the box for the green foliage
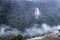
[11,34,23,40]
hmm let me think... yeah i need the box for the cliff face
[1,0,60,37]
[0,0,60,30]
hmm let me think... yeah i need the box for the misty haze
[0,0,60,40]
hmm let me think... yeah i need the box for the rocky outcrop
[27,30,60,40]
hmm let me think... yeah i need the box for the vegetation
[10,34,23,40]
[1,0,60,40]
[0,34,24,40]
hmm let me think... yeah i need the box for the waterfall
[34,7,40,20]
[33,7,40,27]
[24,7,60,36]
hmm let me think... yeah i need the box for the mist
[0,0,60,37]
[23,23,60,36]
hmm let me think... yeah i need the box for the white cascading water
[34,7,40,20]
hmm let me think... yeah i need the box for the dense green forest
[0,0,60,30]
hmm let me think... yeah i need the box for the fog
[0,0,60,37]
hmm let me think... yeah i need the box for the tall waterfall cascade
[34,7,40,20]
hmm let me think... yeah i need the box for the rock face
[41,36,60,40]
[27,36,46,40]
[27,30,60,40]
[27,35,60,40]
